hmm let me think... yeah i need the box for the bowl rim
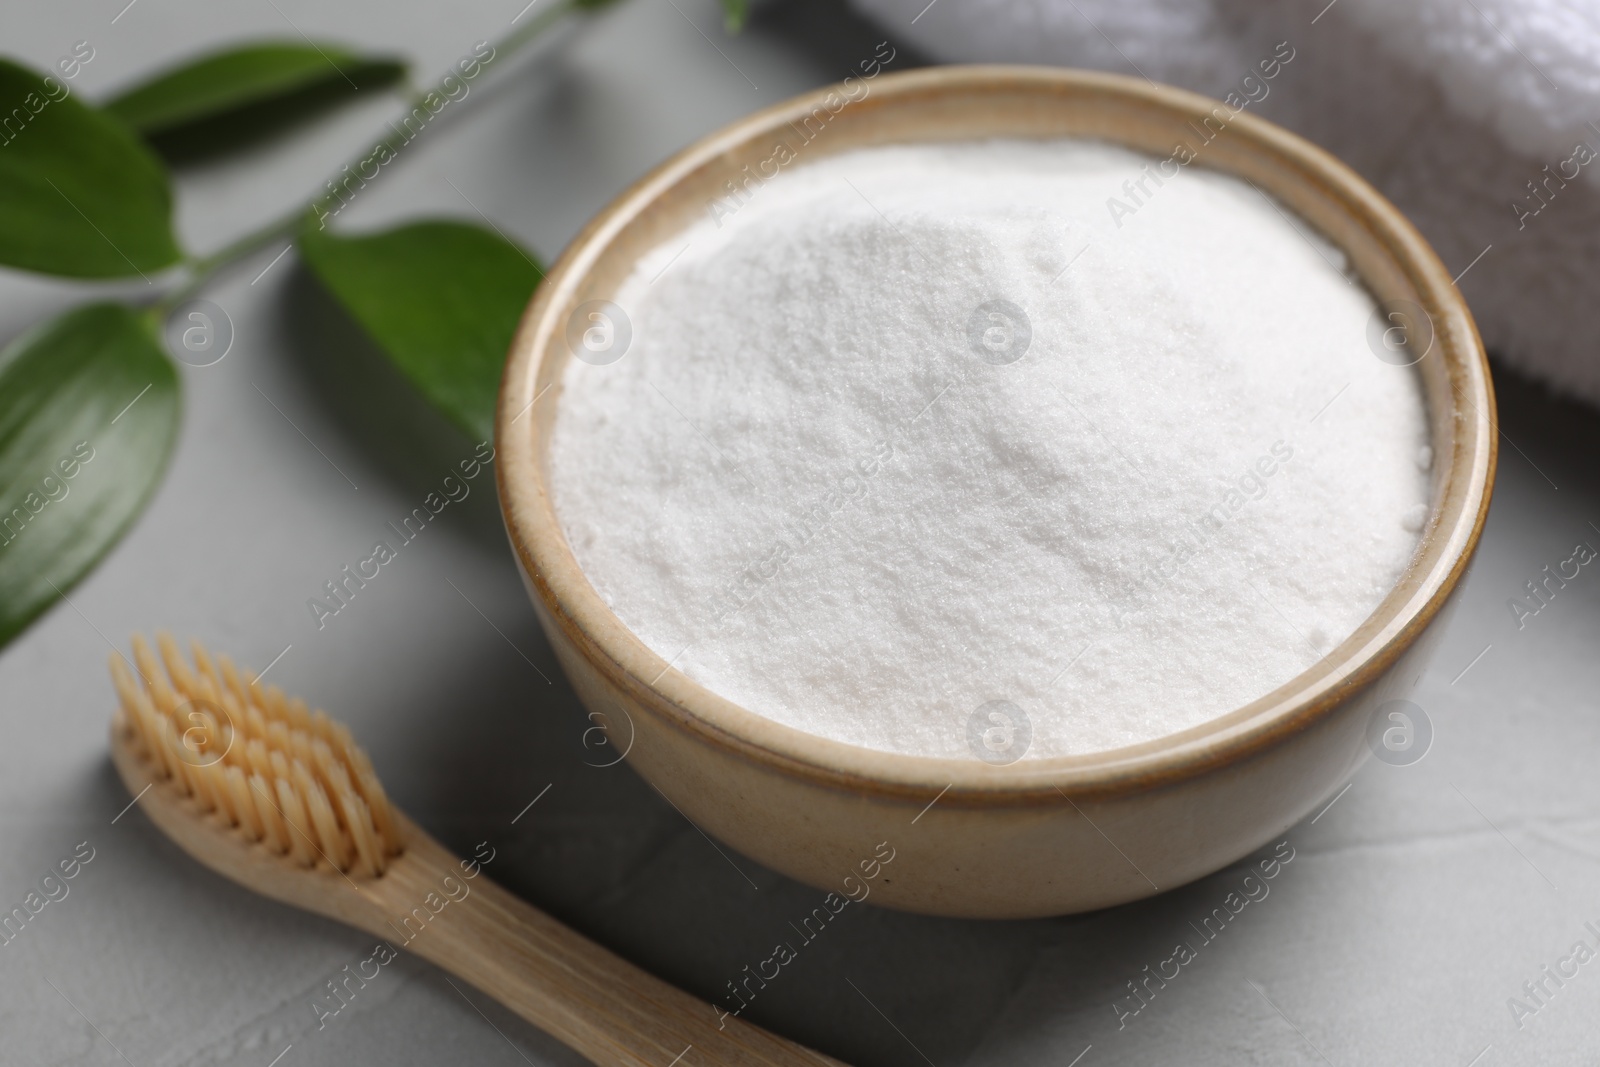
[495,64,1496,805]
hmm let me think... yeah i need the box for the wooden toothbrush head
[107,632,413,922]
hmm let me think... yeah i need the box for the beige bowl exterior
[495,66,1495,919]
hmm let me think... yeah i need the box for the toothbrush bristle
[110,633,401,877]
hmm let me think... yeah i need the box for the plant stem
[152,0,585,317]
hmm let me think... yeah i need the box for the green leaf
[0,59,181,278]
[0,303,181,649]
[299,220,543,442]
[102,43,406,161]
[719,0,749,31]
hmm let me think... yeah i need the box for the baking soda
[548,140,1431,759]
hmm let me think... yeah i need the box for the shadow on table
[275,266,508,555]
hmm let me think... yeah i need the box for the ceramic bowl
[494,66,1495,919]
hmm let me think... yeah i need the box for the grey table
[2,1,1597,1064]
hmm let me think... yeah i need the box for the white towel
[852,0,1600,407]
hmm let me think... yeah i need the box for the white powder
[548,139,1431,760]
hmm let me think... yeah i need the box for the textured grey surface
[1,1,1597,1065]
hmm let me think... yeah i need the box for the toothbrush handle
[364,825,847,1067]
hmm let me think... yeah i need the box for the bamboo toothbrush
[107,633,844,1067]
